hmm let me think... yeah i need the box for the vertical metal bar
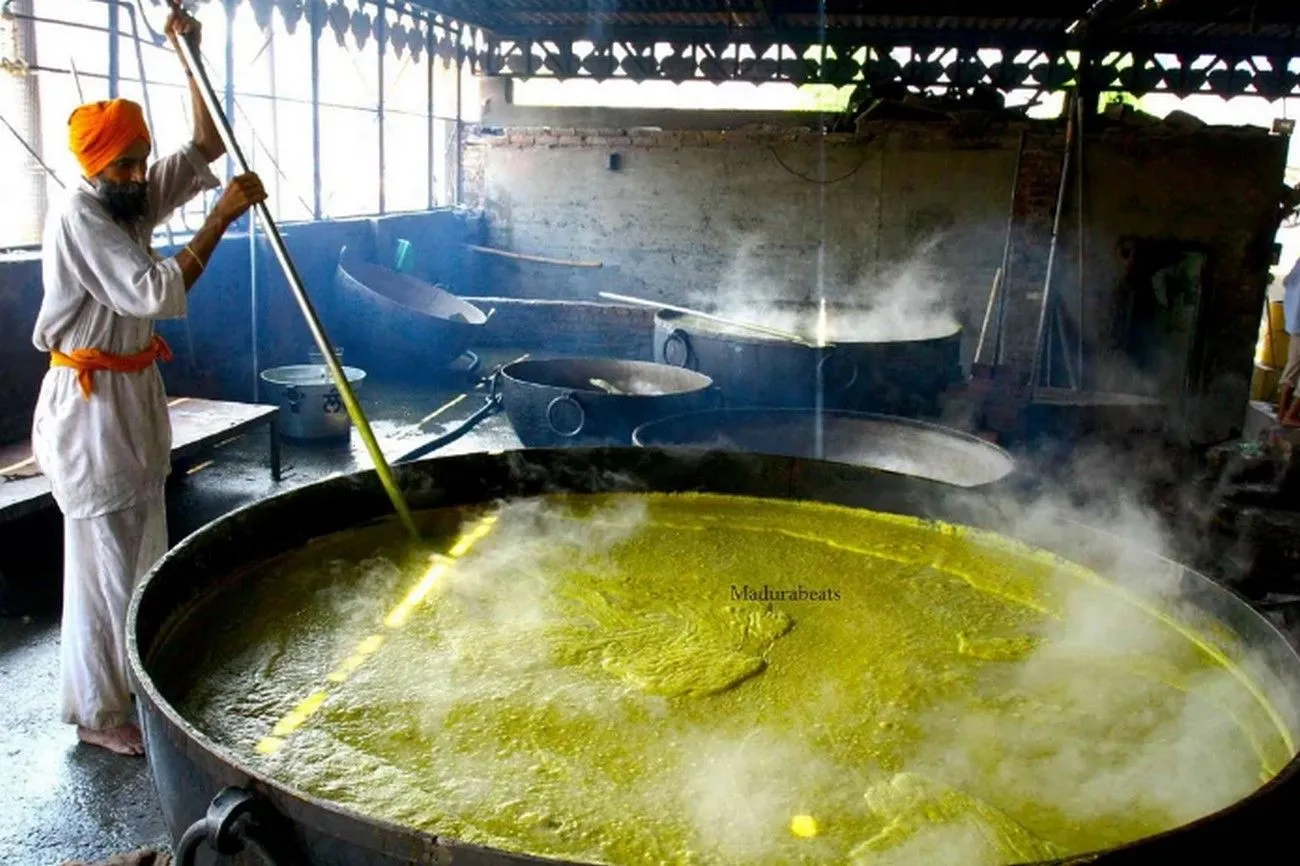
[1029,97,1078,395]
[250,196,260,402]
[107,0,120,97]
[223,0,236,187]
[268,22,282,210]
[994,130,1027,366]
[1075,90,1087,391]
[377,0,387,215]
[455,25,463,205]
[310,0,322,219]
[426,14,435,210]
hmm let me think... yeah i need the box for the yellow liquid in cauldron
[175,493,1292,865]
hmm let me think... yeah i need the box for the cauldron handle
[818,350,860,394]
[454,350,481,377]
[175,787,284,866]
[547,392,586,438]
[662,329,695,369]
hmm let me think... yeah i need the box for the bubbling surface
[172,492,1291,865]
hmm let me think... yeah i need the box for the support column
[0,0,46,246]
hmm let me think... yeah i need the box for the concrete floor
[0,367,524,866]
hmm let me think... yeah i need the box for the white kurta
[31,142,220,730]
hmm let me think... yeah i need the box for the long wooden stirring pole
[598,292,817,347]
[168,3,419,539]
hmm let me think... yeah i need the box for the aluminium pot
[259,364,366,442]
[333,247,487,384]
[652,308,962,416]
[631,408,1016,490]
[129,448,1300,866]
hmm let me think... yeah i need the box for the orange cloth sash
[50,334,173,400]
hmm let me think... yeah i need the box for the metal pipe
[1075,92,1087,391]
[0,110,66,187]
[455,24,463,205]
[426,15,434,210]
[222,0,235,186]
[107,0,120,97]
[377,0,386,215]
[166,2,419,539]
[1029,103,1078,394]
[250,197,259,403]
[994,130,1027,366]
[973,267,1003,366]
[309,0,322,220]
[598,291,816,346]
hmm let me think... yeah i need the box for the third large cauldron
[652,308,962,416]
[130,449,1300,866]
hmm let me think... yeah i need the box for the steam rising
[692,232,961,343]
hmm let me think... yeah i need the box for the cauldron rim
[630,407,1016,489]
[501,356,716,396]
[655,308,963,346]
[337,247,489,327]
[127,448,1300,865]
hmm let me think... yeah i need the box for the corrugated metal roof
[412,1,1300,54]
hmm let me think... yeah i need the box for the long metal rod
[599,291,816,346]
[454,24,464,205]
[107,0,120,97]
[973,267,1003,366]
[168,9,419,539]
[1075,93,1087,391]
[994,130,1027,366]
[426,21,435,210]
[1029,103,1078,395]
[377,0,387,215]
[308,0,322,220]
[0,111,65,188]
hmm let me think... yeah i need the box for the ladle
[167,1,418,538]
[598,291,818,347]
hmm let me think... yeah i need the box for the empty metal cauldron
[632,408,1015,490]
[334,247,487,384]
[128,448,1300,866]
[652,308,962,416]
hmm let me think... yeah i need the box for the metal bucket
[259,364,367,442]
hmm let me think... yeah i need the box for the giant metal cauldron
[652,309,962,416]
[128,449,1300,865]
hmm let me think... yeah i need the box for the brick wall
[463,119,1289,443]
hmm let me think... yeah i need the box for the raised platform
[0,397,280,525]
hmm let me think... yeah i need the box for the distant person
[1279,255,1300,426]
[29,8,265,756]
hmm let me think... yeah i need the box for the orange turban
[67,99,151,178]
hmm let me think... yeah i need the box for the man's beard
[97,180,149,225]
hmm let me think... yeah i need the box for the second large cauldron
[652,308,962,416]
[129,449,1300,866]
[333,247,488,384]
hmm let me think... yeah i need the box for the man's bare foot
[77,723,144,756]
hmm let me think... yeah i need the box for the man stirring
[30,8,265,756]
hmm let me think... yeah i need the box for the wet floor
[0,364,525,866]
